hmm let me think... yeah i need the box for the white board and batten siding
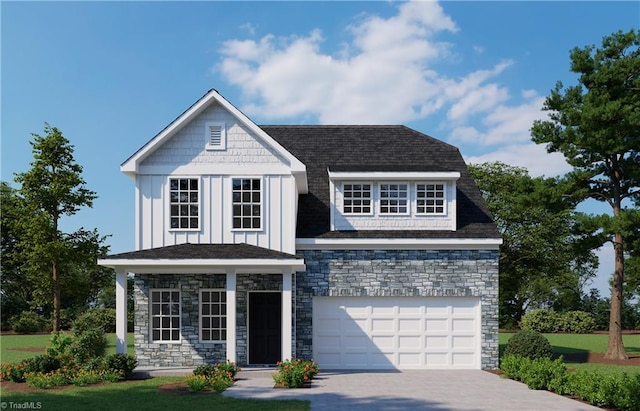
[135,103,298,254]
[313,297,481,370]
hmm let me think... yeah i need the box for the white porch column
[115,270,128,354]
[226,270,237,363]
[282,271,293,361]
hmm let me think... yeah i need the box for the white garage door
[313,296,481,369]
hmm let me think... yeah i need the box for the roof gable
[121,89,307,192]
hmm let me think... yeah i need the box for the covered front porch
[98,243,305,367]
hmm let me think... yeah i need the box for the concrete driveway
[223,369,601,411]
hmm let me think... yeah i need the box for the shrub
[73,309,116,334]
[186,375,209,392]
[25,369,69,389]
[520,357,568,391]
[193,364,216,379]
[272,359,319,388]
[69,326,107,364]
[519,309,559,333]
[24,354,61,375]
[215,360,240,379]
[499,355,529,381]
[210,371,233,393]
[11,311,48,334]
[0,361,30,382]
[503,330,553,360]
[557,311,596,333]
[189,362,237,393]
[71,370,103,386]
[103,353,138,379]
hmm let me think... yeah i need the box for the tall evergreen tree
[531,30,640,359]
[15,124,99,331]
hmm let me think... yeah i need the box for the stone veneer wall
[295,249,499,370]
[134,273,295,367]
[134,274,227,367]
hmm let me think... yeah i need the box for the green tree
[531,30,640,359]
[469,162,597,328]
[0,182,33,329]
[14,124,103,331]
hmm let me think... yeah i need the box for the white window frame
[342,182,373,215]
[378,182,409,215]
[415,182,447,215]
[168,177,200,231]
[231,177,263,231]
[150,289,181,343]
[205,121,226,150]
[199,289,227,343]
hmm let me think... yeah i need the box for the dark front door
[248,292,282,364]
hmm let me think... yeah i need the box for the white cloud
[448,90,546,145]
[465,143,571,177]
[217,1,510,124]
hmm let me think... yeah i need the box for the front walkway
[223,369,601,411]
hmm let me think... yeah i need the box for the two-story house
[98,89,502,370]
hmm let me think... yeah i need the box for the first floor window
[343,183,372,214]
[150,290,181,341]
[169,178,199,229]
[200,290,227,341]
[416,183,445,214]
[379,183,408,214]
[232,178,261,229]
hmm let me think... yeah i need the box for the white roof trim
[328,171,461,180]
[97,258,306,274]
[121,89,308,193]
[295,238,502,250]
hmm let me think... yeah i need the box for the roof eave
[97,258,306,273]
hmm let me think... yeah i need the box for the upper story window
[205,122,226,150]
[379,183,408,214]
[200,289,227,342]
[232,178,261,230]
[343,183,372,214]
[150,289,180,342]
[416,183,446,214]
[169,178,199,229]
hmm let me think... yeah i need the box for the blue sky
[2,1,638,295]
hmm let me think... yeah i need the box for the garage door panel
[425,305,448,315]
[371,335,395,349]
[452,319,474,332]
[398,318,421,332]
[452,335,475,349]
[342,319,367,333]
[425,318,448,332]
[425,335,448,349]
[371,318,395,332]
[313,297,480,369]
[344,335,369,349]
[425,352,449,366]
[398,335,420,349]
[452,353,476,367]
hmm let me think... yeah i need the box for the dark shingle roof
[104,243,300,260]
[260,125,500,240]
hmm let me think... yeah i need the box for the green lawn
[0,333,135,364]
[500,332,640,374]
[0,376,310,411]
[1,334,309,410]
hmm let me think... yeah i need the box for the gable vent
[205,122,226,150]
[209,126,222,146]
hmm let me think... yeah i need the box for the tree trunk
[52,262,61,332]
[604,234,628,360]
